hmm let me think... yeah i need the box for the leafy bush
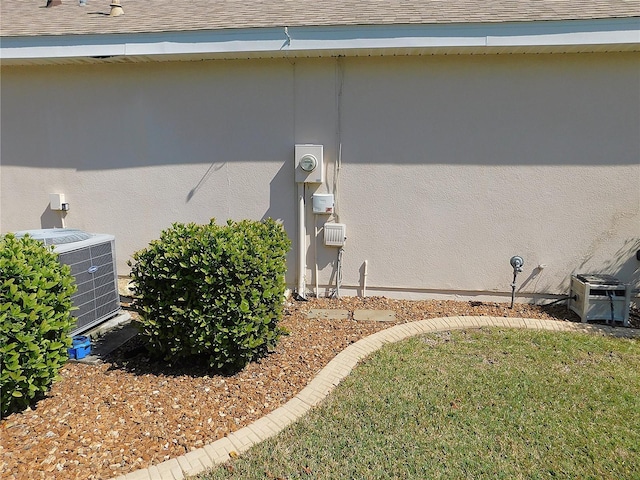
[0,234,77,417]
[129,218,291,371]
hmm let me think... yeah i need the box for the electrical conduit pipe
[297,184,306,298]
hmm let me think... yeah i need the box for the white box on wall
[313,193,334,214]
[49,193,66,211]
[324,223,346,247]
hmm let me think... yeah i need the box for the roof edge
[2,18,639,65]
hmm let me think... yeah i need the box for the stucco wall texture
[1,52,638,301]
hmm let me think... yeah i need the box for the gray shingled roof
[1,0,639,38]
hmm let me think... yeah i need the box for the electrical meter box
[295,144,324,183]
[313,193,334,214]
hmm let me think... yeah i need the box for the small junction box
[312,193,334,214]
[323,223,347,247]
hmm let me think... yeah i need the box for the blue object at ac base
[68,335,91,359]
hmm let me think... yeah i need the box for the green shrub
[0,234,77,417]
[129,218,291,371]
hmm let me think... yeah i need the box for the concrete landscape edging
[110,316,640,480]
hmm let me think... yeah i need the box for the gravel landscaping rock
[1,297,637,480]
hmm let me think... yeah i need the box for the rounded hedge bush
[129,218,291,371]
[0,233,77,417]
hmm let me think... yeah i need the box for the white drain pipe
[297,184,306,298]
[363,259,368,297]
[336,247,344,298]
[314,221,319,297]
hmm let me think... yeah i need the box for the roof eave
[2,18,639,66]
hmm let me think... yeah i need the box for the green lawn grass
[198,328,640,479]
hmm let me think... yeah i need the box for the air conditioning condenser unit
[14,228,121,335]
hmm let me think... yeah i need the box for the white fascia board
[124,28,288,56]
[291,18,639,50]
[0,28,287,62]
[3,43,127,59]
[1,18,638,64]
[485,18,640,47]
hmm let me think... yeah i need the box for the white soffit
[1,18,639,65]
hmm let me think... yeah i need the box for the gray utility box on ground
[568,274,631,327]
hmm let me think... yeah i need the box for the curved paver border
[111,316,639,480]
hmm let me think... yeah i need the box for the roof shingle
[1,0,639,38]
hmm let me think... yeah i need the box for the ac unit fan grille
[57,239,120,335]
[13,229,121,335]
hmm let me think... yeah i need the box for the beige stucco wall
[1,52,638,301]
